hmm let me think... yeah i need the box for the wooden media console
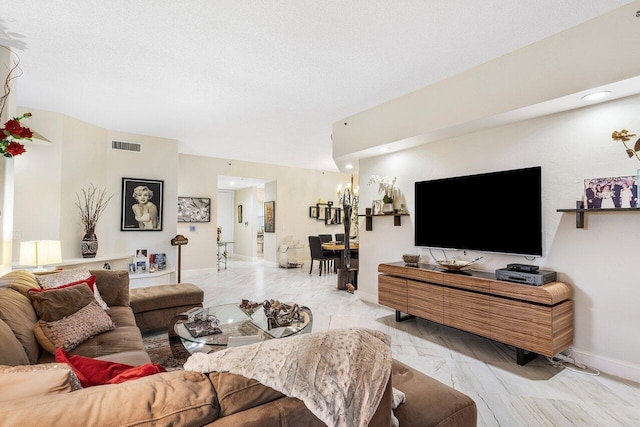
[378,262,574,365]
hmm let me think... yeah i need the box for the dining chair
[334,233,345,242]
[308,236,338,276]
[318,234,338,272]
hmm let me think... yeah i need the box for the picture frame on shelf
[136,260,147,272]
[121,178,164,231]
[264,201,275,233]
[583,175,638,209]
[135,249,148,258]
[372,200,382,215]
[128,263,136,273]
[177,197,211,223]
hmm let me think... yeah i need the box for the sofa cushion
[0,270,41,297]
[106,306,138,327]
[391,359,477,427]
[0,287,40,364]
[35,301,116,354]
[55,348,165,388]
[68,325,145,359]
[0,319,30,366]
[0,370,219,426]
[208,371,285,417]
[90,270,130,307]
[29,282,96,321]
[0,363,82,403]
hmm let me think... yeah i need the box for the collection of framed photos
[309,202,342,225]
[129,249,167,274]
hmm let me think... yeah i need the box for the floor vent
[112,140,141,152]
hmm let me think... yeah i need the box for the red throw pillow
[55,348,166,388]
[30,275,96,293]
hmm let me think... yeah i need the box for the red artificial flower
[17,126,33,138]
[3,119,21,134]
[5,141,26,156]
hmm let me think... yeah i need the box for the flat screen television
[414,166,542,256]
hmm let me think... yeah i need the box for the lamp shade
[19,240,62,269]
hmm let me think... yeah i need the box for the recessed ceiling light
[380,147,390,152]
[582,91,612,101]
[229,181,235,185]
[345,163,353,169]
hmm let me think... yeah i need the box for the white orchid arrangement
[368,175,396,203]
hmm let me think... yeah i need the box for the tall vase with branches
[75,184,113,258]
[337,176,359,286]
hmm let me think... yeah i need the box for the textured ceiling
[0,1,634,171]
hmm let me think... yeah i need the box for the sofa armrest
[0,370,219,426]
[89,270,130,307]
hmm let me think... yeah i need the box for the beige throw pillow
[35,300,116,353]
[0,363,82,403]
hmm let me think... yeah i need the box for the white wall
[13,109,178,272]
[178,153,351,270]
[234,187,257,260]
[357,94,640,382]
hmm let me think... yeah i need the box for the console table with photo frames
[308,201,342,225]
[128,252,174,288]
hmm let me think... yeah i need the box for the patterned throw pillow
[34,301,116,354]
[0,363,82,402]
[36,268,109,310]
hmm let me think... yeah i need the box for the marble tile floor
[182,259,640,427]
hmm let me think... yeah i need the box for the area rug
[142,332,189,371]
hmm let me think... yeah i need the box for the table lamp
[19,240,62,272]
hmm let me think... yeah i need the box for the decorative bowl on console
[402,254,421,265]
[436,259,474,271]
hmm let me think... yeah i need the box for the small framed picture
[309,206,318,218]
[238,205,243,223]
[584,176,638,209]
[136,260,147,272]
[128,263,137,273]
[135,249,148,258]
[372,200,383,215]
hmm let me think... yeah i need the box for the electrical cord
[547,353,600,376]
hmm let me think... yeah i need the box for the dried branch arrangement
[75,185,113,233]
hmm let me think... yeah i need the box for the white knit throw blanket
[184,327,392,427]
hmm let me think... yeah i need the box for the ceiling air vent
[112,140,141,152]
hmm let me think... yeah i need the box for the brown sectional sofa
[0,269,477,426]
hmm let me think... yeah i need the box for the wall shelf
[557,201,640,228]
[358,208,409,231]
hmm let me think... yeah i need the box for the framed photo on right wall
[583,175,638,209]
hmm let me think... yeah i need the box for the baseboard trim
[569,348,640,384]
[357,290,378,304]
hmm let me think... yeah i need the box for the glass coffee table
[169,303,313,354]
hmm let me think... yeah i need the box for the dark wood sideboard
[378,262,574,365]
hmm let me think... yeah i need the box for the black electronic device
[414,167,542,256]
[495,268,556,286]
[506,263,539,272]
